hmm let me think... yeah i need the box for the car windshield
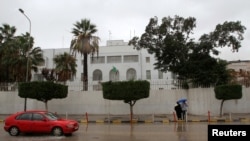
[44,112,59,120]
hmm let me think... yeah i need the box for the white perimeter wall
[0,87,249,116]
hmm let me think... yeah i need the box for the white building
[227,60,250,72]
[33,40,176,91]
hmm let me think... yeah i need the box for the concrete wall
[0,87,249,116]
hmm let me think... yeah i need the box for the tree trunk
[45,101,48,111]
[130,104,133,122]
[129,100,136,123]
[83,53,88,91]
[220,100,225,117]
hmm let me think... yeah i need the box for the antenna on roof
[130,29,135,39]
[130,30,131,39]
[62,35,64,48]
[109,30,112,40]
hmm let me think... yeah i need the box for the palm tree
[10,33,31,82]
[28,46,45,79]
[53,52,77,85]
[70,19,100,91]
[10,33,44,82]
[0,24,17,82]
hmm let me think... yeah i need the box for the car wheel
[9,126,20,136]
[52,127,63,136]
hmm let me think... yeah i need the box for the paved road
[1,122,249,141]
[1,113,250,123]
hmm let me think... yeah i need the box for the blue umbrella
[177,98,187,103]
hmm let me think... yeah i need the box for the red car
[4,110,79,136]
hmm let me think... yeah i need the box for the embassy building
[33,40,177,91]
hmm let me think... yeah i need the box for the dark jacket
[175,103,182,119]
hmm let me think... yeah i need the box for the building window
[69,73,74,81]
[158,70,163,79]
[146,70,151,80]
[33,74,44,81]
[126,68,137,80]
[91,56,105,64]
[107,56,121,63]
[146,57,150,63]
[124,55,138,63]
[93,69,102,81]
[109,69,119,81]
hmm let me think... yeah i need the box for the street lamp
[19,8,31,111]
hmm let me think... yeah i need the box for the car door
[32,113,51,133]
[15,113,33,133]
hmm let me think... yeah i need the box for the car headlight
[66,124,74,128]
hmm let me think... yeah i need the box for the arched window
[109,67,119,81]
[93,69,102,81]
[126,68,136,80]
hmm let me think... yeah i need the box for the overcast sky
[1,0,249,61]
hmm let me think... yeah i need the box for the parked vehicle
[4,110,79,136]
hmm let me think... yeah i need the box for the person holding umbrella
[177,98,188,120]
[174,102,182,120]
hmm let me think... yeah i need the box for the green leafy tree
[18,81,68,110]
[214,84,242,117]
[129,16,246,86]
[0,24,17,82]
[10,33,31,82]
[102,80,150,121]
[8,33,44,82]
[0,24,44,82]
[70,19,100,91]
[53,52,77,84]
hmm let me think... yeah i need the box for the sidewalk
[1,113,250,123]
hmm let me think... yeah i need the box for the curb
[1,118,248,124]
[77,118,250,124]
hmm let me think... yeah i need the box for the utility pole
[19,8,31,111]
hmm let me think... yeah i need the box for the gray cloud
[0,0,249,61]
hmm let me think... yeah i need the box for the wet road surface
[0,122,249,141]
